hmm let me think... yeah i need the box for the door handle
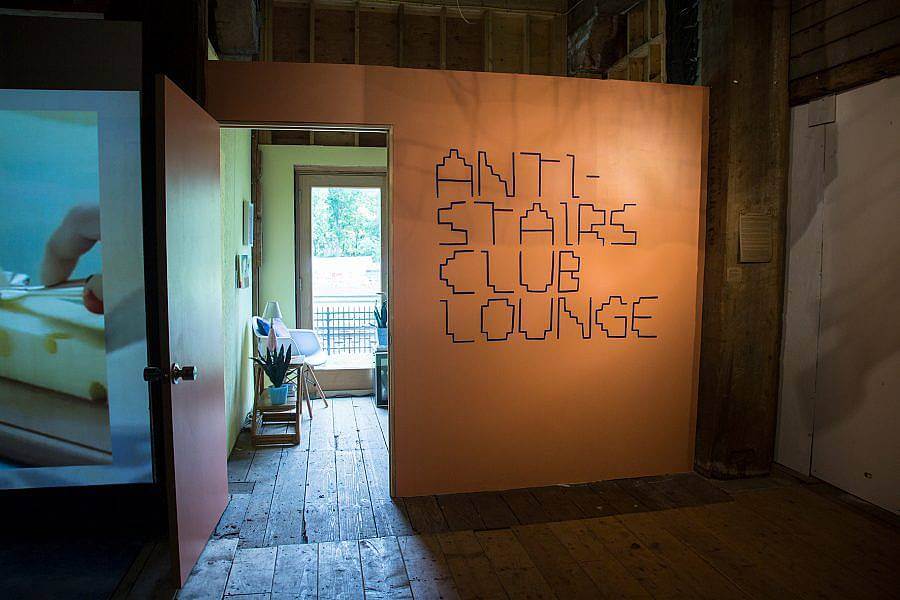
[171,363,199,384]
[143,366,166,382]
[143,364,199,384]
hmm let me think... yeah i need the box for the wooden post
[484,9,493,72]
[309,1,316,63]
[694,0,791,478]
[251,130,269,318]
[260,0,273,62]
[440,5,447,70]
[523,14,531,74]
[397,3,405,68]
[354,2,360,65]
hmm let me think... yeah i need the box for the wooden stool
[250,361,305,447]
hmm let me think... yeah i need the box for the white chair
[290,329,329,410]
[249,317,329,414]
[249,316,295,356]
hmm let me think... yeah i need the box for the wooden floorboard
[501,489,551,525]
[513,523,600,599]
[469,491,520,530]
[336,449,378,541]
[475,528,557,599]
[438,530,506,599]
[529,485,588,521]
[272,543,317,600]
[548,519,651,599]
[403,495,450,534]
[176,397,900,599]
[640,508,793,599]
[617,511,747,599]
[359,536,413,599]
[398,534,459,600]
[304,447,340,544]
[317,539,364,599]
[238,448,281,549]
[585,514,698,598]
[264,446,310,547]
[436,493,486,531]
[353,395,388,451]
[224,546,277,596]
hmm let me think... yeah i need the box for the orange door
[156,76,228,585]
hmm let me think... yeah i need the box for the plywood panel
[789,16,900,79]
[272,3,310,62]
[791,0,870,34]
[811,75,900,512]
[359,8,398,66]
[790,42,900,105]
[491,12,525,73]
[403,11,441,69]
[315,6,355,65]
[207,62,708,496]
[775,103,825,476]
[446,15,484,71]
[790,0,900,58]
[529,16,553,75]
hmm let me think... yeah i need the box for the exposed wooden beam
[524,13,531,73]
[309,1,316,63]
[398,2,405,67]
[261,0,274,61]
[354,2,360,64]
[484,9,493,71]
[440,5,447,69]
[789,42,900,105]
[694,0,791,479]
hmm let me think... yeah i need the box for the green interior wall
[259,145,388,327]
[220,128,253,451]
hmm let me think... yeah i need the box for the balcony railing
[313,295,379,355]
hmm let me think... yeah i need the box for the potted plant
[373,297,388,348]
[252,346,293,405]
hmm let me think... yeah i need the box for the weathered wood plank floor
[175,397,899,599]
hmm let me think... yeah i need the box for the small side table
[251,361,304,447]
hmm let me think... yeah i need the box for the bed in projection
[0,89,151,489]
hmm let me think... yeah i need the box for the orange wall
[206,62,708,496]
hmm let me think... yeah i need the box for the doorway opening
[209,125,401,554]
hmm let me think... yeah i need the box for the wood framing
[267,0,566,77]
[788,0,900,104]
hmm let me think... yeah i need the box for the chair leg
[308,365,329,408]
[301,365,314,418]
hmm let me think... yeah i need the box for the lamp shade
[263,300,282,320]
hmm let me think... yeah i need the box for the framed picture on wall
[236,253,250,288]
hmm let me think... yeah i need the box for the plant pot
[376,327,388,348]
[268,384,289,406]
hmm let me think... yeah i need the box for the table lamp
[263,301,283,352]
[263,300,282,322]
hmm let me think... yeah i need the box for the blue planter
[269,384,289,405]
[376,327,388,348]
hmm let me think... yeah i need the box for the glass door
[296,173,387,373]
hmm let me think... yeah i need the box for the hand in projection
[41,204,104,314]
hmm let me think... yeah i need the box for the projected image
[0,109,112,468]
[0,89,151,490]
